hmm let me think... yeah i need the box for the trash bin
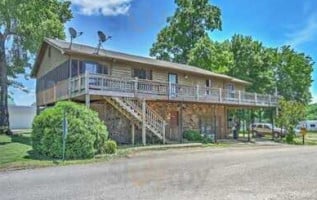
[233,129,238,139]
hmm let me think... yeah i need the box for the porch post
[85,71,90,108]
[163,122,166,144]
[219,88,222,103]
[131,123,135,145]
[180,102,183,143]
[142,99,146,145]
[85,94,90,108]
[196,85,200,100]
[213,105,217,143]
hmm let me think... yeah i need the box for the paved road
[1,145,317,200]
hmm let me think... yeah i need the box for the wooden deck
[37,73,278,107]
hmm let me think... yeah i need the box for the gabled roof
[31,38,250,85]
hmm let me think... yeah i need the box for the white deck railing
[66,73,278,107]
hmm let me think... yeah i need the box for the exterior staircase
[104,97,166,144]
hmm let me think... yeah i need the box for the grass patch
[0,133,130,171]
[280,132,317,145]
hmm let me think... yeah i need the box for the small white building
[8,105,36,130]
[297,120,317,132]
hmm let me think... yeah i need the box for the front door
[168,73,178,97]
[168,111,179,140]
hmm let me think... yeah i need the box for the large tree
[150,0,222,64]
[0,0,72,134]
[229,34,275,93]
[274,46,313,104]
[188,36,233,73]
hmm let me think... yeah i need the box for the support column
[213,105,217,143]
[142,99,146,145]
[162,122,166,144]
[85,94,90,108]
[131,123,135,145]
[180,102,183,143]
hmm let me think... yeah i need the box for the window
[226,83,235,98]
[206,79,212,95]
[133,68,152,80]
[310,124,316,128]
[37,60,69,92]
[264,125,271,129]
[71,60,79,77]
[71,60,109,76]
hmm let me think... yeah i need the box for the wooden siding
[37,46,68,78]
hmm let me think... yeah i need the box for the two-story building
[31,38,278,145]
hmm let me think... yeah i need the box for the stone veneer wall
[91,102,139,144]
[91,101,229,144]
[147,101,228,140]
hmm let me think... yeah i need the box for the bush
[183,130,202,141]
[201,134,214,144]
[285,133,295,144]
[103,140,117,154]
[32,101,108,159]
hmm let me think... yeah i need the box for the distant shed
[8,106,36,129]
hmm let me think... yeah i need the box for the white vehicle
[250,123,287,138]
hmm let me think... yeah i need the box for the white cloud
[285,14,317,47]
[70,0,133,16]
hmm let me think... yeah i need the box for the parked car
[250,123,287,138]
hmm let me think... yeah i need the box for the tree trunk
[0,35,11,135]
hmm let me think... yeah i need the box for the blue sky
[12,0,317,105]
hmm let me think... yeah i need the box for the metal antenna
[95,31,111,54]
[68,27,83,49]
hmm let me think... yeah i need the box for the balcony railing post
[134,77,138,96]
[85,71,89,94]
[219,88,222,103]
[254,93,257,105]
[101,75,104,91]
[196,84,200,100]
[238,90,241,104]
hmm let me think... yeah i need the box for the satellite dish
[95,31,112,54]
[98,31,106,43]
[68,27,83,49]
[69,27,77,39]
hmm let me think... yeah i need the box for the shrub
[32,101,108,159]
[183,130,202,141]
[103,140,117,154]
[201,134,214,144]
[285,133,295,144]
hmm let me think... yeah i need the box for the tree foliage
[32,101,108,159]
[150,0,222,64]
[0,0,72,134]
[150,2,313,104]
[276,98,305,134]
[274,46,313,104]
[306,103,317,120]
[188,36,233,73]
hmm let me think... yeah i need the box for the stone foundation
[91,100,229,144]
[147,101,228,140]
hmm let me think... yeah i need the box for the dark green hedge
[32,101,108,159]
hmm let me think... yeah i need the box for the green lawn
[0,133,130,171]
[0,134,33,165]
[293,132,317,145]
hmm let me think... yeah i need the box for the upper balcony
[36,73,278,107]
[51,73,278,107]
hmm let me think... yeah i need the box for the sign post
[300,127,307,145]
[62,109,68,161]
